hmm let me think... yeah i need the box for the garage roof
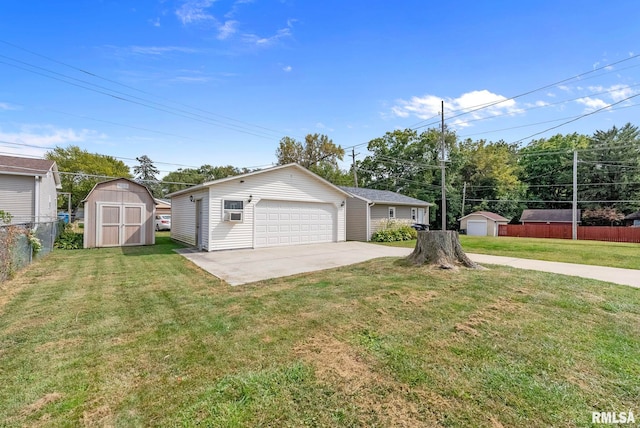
[459,211,509,222]
[340,186,433,206]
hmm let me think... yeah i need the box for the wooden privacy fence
[498,224,640,243]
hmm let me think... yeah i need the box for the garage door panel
[255,200,335,247]
[467,220,487,236]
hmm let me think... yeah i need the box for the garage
[466,220,488,236]
[255,200,335,247]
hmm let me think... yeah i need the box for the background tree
[134,155,161,197]
[45,145,131,210]
[275,134,350,184]
[161,164,249,195]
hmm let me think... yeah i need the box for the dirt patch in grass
[294,333,441,426]
[21,392,63,417]
[81,400,114,427]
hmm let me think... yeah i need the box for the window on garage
[388,206,396,219]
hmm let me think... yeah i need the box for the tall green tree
[275,133,351,184]
[45,145,131,210]
[134,155,161,197]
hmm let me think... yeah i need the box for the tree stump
[407,231,480,269]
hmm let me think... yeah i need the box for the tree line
[45,124,640,228]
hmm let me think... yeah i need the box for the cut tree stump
[407,231,481,270]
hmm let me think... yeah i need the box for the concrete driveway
[176,242,411,285]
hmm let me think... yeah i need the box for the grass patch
[0,236,638,426]
[383,235,640,269]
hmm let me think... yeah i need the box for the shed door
[97,203,145,247]
[466,220,487,236]
[255,200,335,247]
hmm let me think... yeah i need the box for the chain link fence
[0,220,62,282]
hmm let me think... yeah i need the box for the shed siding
[0,175,34,224]
[84,179,155,248]
[345,196,369,241]
[205,167,345,250]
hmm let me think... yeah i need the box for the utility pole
[572,150,578,240]
[461,182,467,218]
[441,100,447,231]
[351,148,358,187]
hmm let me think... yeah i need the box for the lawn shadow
[120,236,186,257]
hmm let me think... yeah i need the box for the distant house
[83,178,156,248]
[0,154,61,224]
[520,209,581,224]
[340,186,433,241]
[459,211,509,236]
[155,198,171,216]
[623,211,640,227]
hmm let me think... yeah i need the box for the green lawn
[0,236,638,426]
[383,235,640,270]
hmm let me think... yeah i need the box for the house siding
[37,171,58,222]
[205,167,346,251]
[345,196,369,241]
[0,175,34,224]
[170,190,209,248]
[370,204,414,237]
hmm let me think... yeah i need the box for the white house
[167,163,349,251]
[0,155,61,224]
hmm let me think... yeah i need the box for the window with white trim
[223,200,244,222]
[411,207,417,221]
[388,206,396,219]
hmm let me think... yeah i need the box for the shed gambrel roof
[459,211,509,222]
[0,154,61,187]
[520,209,580,223]
[340,186,432,206]
[82,178,155,202]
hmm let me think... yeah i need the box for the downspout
[367,202,375,241]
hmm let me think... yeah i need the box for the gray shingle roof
[0,155,56,175]
[340,186,432,206]
[520,209,580,223]
[624,211,640,220]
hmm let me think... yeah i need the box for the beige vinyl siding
[170,190,209,248]
[370,204,414,237]
[207,167,346,250]
[83,179,155,248]
[345,196,369,241]
[460,214,507,237]
[0,175,34,224]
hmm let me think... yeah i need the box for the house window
[388,206,396,219]
[223,200,244,222]
[224,200,243,210]
[634,219,640,227]
[411,207,417,221]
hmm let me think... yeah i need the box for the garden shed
[83,178,156,248]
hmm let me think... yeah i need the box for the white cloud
[0,125,104,157]
[0,102,19,111]
[282,65,292,72]
[606,84,635,102]
[128,46,198,55]
[176,0,216,25]
[217,20,238,39]
[391,89,521,127]
[576,97,609,111]
[242,19,294,46]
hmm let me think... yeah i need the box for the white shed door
[255,200,335,247]
[466,220,487,236]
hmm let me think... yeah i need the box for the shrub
[55,224,83,250]
[371,220,417,242]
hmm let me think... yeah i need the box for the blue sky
[1,1,640,177]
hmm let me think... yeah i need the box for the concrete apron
[176,242,412,286]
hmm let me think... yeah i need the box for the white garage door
[255,200,335,247]
[466,220,487,236]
